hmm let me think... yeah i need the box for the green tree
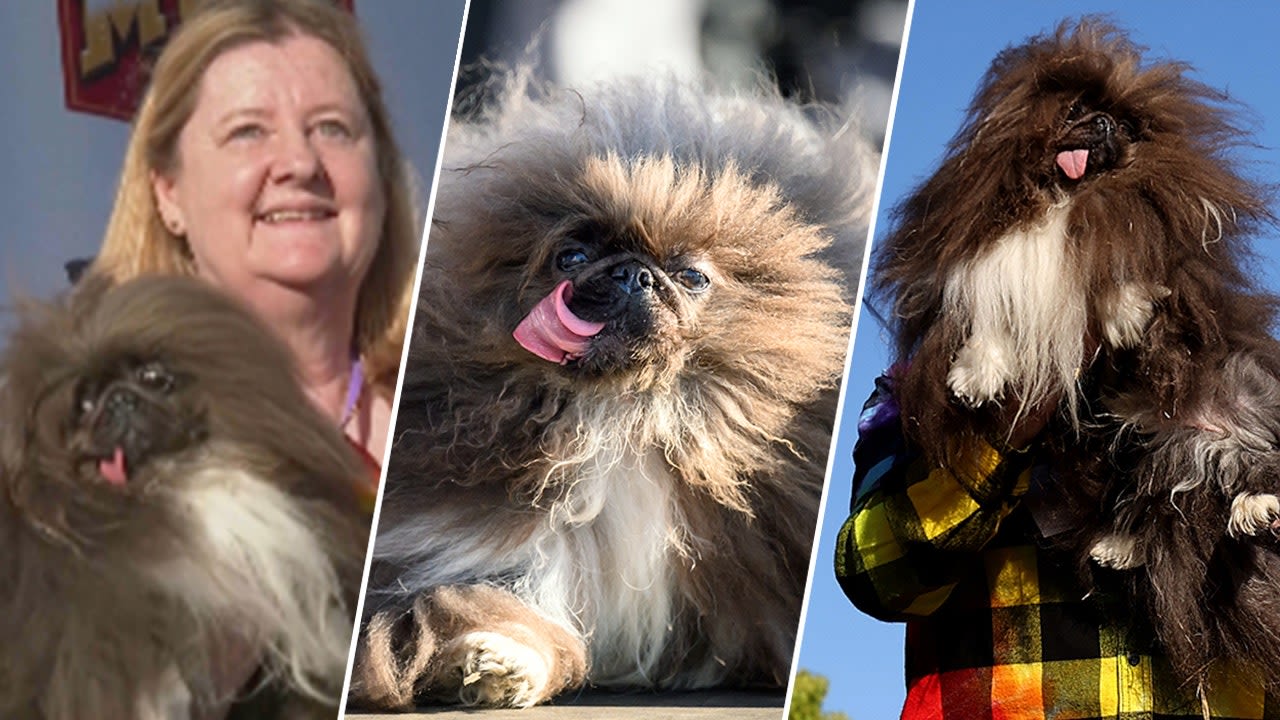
[789,669,851,720]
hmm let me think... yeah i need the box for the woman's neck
[254,291,361,428]
[269,301,388,468]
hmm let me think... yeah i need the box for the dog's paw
[1100,282,1171,349]
[440,631,553,708]
[1090,533,1143,569]
[1228,493,1280,537]
[948,337,1012,406]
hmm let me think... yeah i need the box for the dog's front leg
[948,333,1016,406]
[1228,492,1280,537]
[352,585,587,709]
[1089,531,1144,569]
[1097,281,1171,349]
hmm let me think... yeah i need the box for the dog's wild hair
[0,276,370,719]
[875,16,1280,691]
[351,68,876,709]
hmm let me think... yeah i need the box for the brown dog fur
[351,71,877,708]
[875,18,1280,691]
[0,276,370,719]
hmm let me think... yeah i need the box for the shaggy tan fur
[350,70,877,709]
[0,276,370,719]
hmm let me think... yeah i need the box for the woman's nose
[271,128,325,184]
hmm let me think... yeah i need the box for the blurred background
[797,2,1280,719]
[451,0,906,146]
[0,0,466,341]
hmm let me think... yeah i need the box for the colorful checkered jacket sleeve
[834,373,1034,620]
[832,374,1280,719]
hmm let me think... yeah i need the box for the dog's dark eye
[674,268,710,292]
[1065,101,1086,123]
[75,389,95,419]
[135,362,174,393]
[555,248,591,272]
[1118,118,1137,138]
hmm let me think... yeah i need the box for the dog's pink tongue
[513,280,606,364]
[1056,148,1089,180]
[98,446,128,486]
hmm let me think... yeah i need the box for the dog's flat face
[64,352,204,491]
[470,153,848,394]
[6,279,264,497]
[526,216,710,377]
[1,276,363,546]
[964,29,1161,201]
[1050,101,1137,183]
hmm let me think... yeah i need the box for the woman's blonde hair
[94,0,419,390]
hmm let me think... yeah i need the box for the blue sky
[793,2,1280,718]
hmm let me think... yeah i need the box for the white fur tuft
[148,465,351,705]
[1089,533,1143,569]
[1199,196,1231,248]
[441,631,552,708]
[1099,282,1170,349]
[944,203,1087,418]
[1228,493,1280,538]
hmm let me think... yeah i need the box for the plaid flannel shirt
[834,374,1280,719]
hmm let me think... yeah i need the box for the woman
[87,1,419,715]
[93,0,420,486]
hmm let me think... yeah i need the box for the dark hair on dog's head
[874,16,1277,464]
[0,275,370,717]
[1,276,364,549]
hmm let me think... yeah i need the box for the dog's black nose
[1093,113,1115,135]
[98,386,142,434]
[611,261,655,295]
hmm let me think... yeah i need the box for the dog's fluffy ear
[67,271,114,313]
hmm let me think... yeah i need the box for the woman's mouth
[256,208,336,224]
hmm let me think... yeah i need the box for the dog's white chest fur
[944,201,1169,416]
[145,465,351,705]
[526,418,681,684]
[944,202,1087,408]
[370,397,719,691]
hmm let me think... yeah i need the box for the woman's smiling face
[152,32,386,301]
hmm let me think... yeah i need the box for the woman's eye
[555,249,591,272]
[675,268,710,292]
[315,118,354,140]
[227,123,266,142]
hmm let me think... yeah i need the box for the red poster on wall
[57,0,355,122]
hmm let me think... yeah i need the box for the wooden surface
[346,689,786,719]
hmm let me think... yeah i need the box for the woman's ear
[150,169,187,236]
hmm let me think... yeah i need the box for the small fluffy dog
[876,18,1280,690]
[0,276,371,719]
[351,71,876,708]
